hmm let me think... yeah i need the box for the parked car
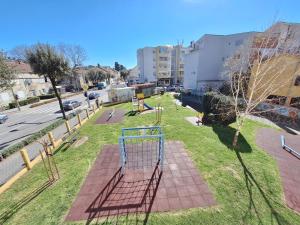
[0,114,8,124]
[88,92,100,100]
[62,100,81,110]
[166,86,176,92]
[97,82,106,90]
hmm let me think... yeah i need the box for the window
[294,75,300,86]
[159,57,168,61]
[235,40,243,46]
[159,47,168,53]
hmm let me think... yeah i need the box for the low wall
[257,103,300,127]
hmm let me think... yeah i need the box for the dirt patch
[74,136,89,148]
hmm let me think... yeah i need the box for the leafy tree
[114,62,128,80]
[26,44,70,119]
[114,62,120,71]
[87,69,106,84]
[0,56,21,111]
[120,70,129,80]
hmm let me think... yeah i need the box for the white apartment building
[184,31,257,95]
[127,66,140,85]
[137,45,189,86]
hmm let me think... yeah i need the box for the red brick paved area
[256,128,300,213]
[95,109,125,124]
[66,141,216,223]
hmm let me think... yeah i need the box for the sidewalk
[1,92,82,115]
[0,107,92,185]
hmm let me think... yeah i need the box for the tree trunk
[49,77,66,120]
[232,116,244,148]
[9,85,20,111]
[232,129,240,148]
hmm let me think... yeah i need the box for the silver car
[62,100,81,110]
[0,114,8,124]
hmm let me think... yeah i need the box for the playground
[66,141,215,223]
[0,94,300,225]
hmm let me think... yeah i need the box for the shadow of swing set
[85,126,165,225]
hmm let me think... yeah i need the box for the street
[0,89,108,152]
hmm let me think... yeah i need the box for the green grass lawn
[0,94,299,225]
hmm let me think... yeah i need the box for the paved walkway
[256,128,300,213]
[66,141,216,223]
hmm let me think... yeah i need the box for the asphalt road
[0,89,108,152]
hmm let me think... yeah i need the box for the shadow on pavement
[85,166,162,225]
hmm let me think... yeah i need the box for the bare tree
[9,45,28,61]
[224,26,300,147]
[0,56,21,111]
[58,44,87,91]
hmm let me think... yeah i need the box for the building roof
[5,60,32,74]
[131,83,155,89]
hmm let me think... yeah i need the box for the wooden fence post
[65,120,71,134]
[48,132,56,148]
[77,114,82,126]
[20,148,32,170]
[85,109,90,119]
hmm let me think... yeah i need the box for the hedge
[38,93,56,100]
[0,119,64,158]
[0,111,82,158]
[9,96,40,109]
[202,92,236,126]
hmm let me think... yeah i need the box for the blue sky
[1,0,300,68]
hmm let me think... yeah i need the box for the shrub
[218,81,232,96]
[1,119,64,158]
[0,110,82,158]
[9,96,40,109]
[38,93,56,100]
[202,92,236,126]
